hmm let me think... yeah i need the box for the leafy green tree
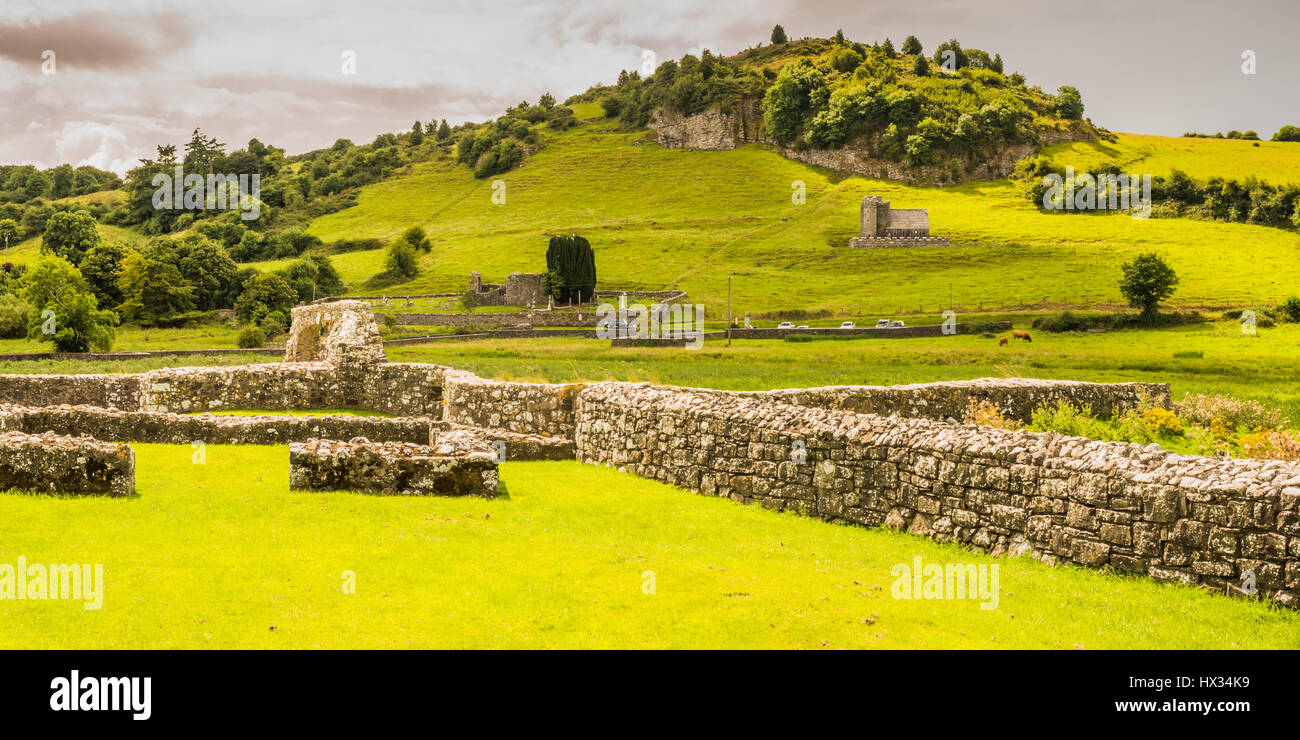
[23,171,50,200]
[49,165,75,199]
[21,257,116,352]
[399,226,432,252]
[234,273,298,323]
[1119,253,1178,322]
[278,255,343,302]
[79,241,134,309]
[912,54,929,76]
[410,121,424,146]
[881,38,895,57]
[384,240,419,278]
[539,93,556,110]
[173,234,239,309]
[41,209,101,265]
[770,25,787,44]
[901,35,922,55]
[0,218,20,248]
[437,119,453,142]
[761,60,829,142]
[933,39,966,71]
[1272,125,1300,142]
[1054,86,1084,120]
[115,249,195,324]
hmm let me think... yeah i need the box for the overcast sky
[1,0,1296,175]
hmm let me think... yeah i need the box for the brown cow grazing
[1013,330,1032,342]
[998,336,1008,346]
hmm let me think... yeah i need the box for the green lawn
[1,444,1293,649]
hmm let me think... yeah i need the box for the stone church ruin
[848,195,951,248]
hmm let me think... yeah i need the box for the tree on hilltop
[902,35,922,55]
[771,25,787,44]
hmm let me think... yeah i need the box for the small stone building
[849,195,951,248]
[468,271,545,307]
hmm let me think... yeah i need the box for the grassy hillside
[1042,132,1300,182]
[281,113,1300,314]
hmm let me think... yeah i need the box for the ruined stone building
[848,195,951,248]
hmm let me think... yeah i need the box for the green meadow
[1,444,1294,649]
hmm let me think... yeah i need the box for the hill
[276,111,1300,314]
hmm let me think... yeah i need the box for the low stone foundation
[289,438,498,497]
[0,431,134,497]
[848,236,952,248]
[431,422,575,461]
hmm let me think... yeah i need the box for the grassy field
[1,443,1294,649]
[388,320,1300,420]
[262,120,1300,315]
[1041,132,1300,182]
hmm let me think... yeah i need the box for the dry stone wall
[722,377,1168,424]
[441,369,584,437]
[574,385,1299,606]
[289,438,498,497]
[0,431,134,497]
[0,405,433,445]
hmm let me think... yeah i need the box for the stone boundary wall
[717,377,1169,424]
[848,236,953,249]
[289,438,498,497]
[574,385,1299,605]
[0,373,144,410]
[0,431,134,497]
[384,312,601,328]
[0,348,283,363]
[733,322,1011,340]
[0,405,433,445]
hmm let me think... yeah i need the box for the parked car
[796,325,810,329]
[874,319,891,328]
[840,321,855,329]
[889,320,905,328]
[777,322,795,329]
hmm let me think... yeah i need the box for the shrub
[1238,429,1300,461]
[962,399,1016,429]
[1276,296,1300,323]
[258,315,286,337]
[0,293,30,338]
[384,240,419,278]
[1173,393,1289,430]
[237,325,266,348]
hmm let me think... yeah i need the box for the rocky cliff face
[648,102,1091,184]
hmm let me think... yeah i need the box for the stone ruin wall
[290,438,499,498]
[0,431,134,497]
[574,385,1300,606]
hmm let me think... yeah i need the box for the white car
[840,321,855,329]
[889,320,905,328]
[777,322,795,329]
[796,325,810,329]
[874,319,891,328]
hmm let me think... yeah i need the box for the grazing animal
[998,336,1008,346]
[1012,330,1032,342]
